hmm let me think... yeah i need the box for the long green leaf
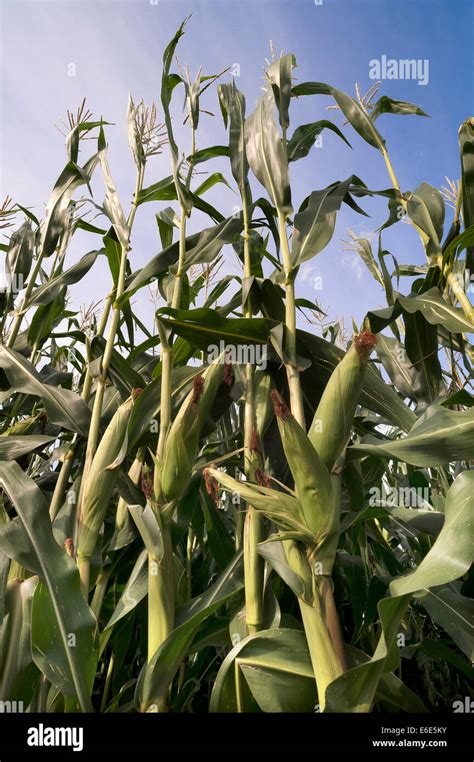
[325,471,474,712]
[287,120,351,162]
[0,346,91,437]
[0,462,97,711]
[0,435,55,460]
[350,404,474,466]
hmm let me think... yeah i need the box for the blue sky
[1,0,473,338]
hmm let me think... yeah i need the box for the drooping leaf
[406,182,445,258]
[370,96,429,122]
[367,287,474,334]
[287,121,351,162]
[40,155,99,258]
[218,81,248,189]
[160,19,192,214]
[210,628,316,712]
[291,177,355,265]
[122,213,242,299]
[28,289,67,349]
[0,346,91,437]
[0,435,55,461]
[155,307,278,350]
[416,585,474,661]
[193,172,233,197]
[187,145,229,165]
[346,236,384,286]
[0,462,97,711]
[4,221,35,310]
[330,88,384,150]
[266,53,295,130]
[403,309,441,405]
[98,135,129,249]
[350,404,474,466]
[27,250,101,307]
[104,549,148,632]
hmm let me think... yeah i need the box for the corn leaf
[137,552,243,710]
[0,462,97,711]
[350,404,474,466]
[0,346,91,437]
[245,92,292,214]
[325,471,474,711]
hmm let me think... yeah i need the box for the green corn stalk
[206,465,343,707]
[271,389,348,676]
[304,331,377,672]
[146,356,229,708]
[219,78,265,633]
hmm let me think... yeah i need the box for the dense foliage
[0,19,473,713]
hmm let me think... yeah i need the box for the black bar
[0,712,472,759]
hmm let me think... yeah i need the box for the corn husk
[3,415,40,437]
[159,356,229,503]
[206,467,314,545]
[254,370,273,438]
[308,331,377,471]
[271,390,337,571]
[78,397,133,559]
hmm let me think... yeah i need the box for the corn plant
[0,19,473,715]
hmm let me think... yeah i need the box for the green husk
[254,370,273,437]
[308,331,377,471]
[271,390,332,534]
[3,415,40,437]
[159,356,230,503]
[206,466,314,542]
[160,426,193,502]
[77,397,133,560]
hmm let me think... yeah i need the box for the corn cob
[271,389,337,571]
[77,397,133,562]
[159,356,231,503]
[3,415,40,437]
[309,331,377,472]
[0,577,38,700]
[254,370,273,439]
[160,426,193,502]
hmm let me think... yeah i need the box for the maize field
[0,17,473,718]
